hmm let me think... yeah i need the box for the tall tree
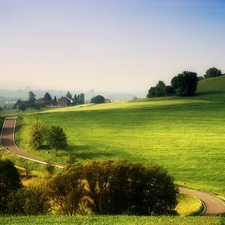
[46,126,68,156]
[28,91,36,108]
[66,91,72,99]
[171,71,198,96]
[78,93,85,104]
[53,96,57,106]
[44,92,52,102]
[47,163,84,215]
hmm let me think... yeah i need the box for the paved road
[1,116,64,168]
[1,117,225,215]
[179,187,225,215]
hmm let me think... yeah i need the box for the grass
[0,215,225,225]
[175,194,202,216]
[14,97,225,194]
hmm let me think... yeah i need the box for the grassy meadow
[15,82,225,194]
[1,76,225,224]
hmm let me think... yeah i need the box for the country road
[1,116,64,168]
[1,117,225,215]
[179,187,225,215]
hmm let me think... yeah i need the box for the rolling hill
[10,75,225,195]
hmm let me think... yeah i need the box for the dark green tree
[28,91,36,109]
[74,94,78,105]
[91,95,105,104]
[66,91,72,99]
[147,87,156,98]
[204,67,222,78]
[46,126,68,156]
[171,71,198,96]
[78,93,85,104]
[147,81,175,98]
[53,96,57,106]
[0,159,22,214]
[6,187,26,215]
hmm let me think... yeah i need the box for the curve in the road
[1,117,225,215]
[1,116,64,168]
[179,187,225,216]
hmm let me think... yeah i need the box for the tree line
[14,91,85,111]
[147,67,223,98]
[0,159,178,216]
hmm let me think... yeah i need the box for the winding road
[1,117,225,215]
[1,116,64,168]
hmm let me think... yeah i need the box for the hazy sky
[1,0,225,93]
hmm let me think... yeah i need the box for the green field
[1,215,225,225]
[12,76,225,195]
[1,76,225,223]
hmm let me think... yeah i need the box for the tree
[66,91,72,99]
[53,96,58,106]
[28,91,36,109]
[83,160,178,215]
[204,67,222,78]
[78,93,85,104]
[91,95,105,104]
[171,71,198,96]
[47,163,84,215]
[24,180,50,215]
[44,92,52,101]
[18,158,33,178]
[28,120,47,150]
[46,126,68,156]
[147,81,175,98]
[0,159,22,214]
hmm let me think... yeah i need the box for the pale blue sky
[1,0,225,93]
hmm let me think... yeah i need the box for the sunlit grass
[0,215,224,225]
[13,97,225,194]
[176,194,202,216]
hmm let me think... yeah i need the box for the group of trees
[28,120,68,156]
[0,158,178,216]
[14,91,85,111]
[147,67,223,98]
[65,91,85,105]
[14,91,57,111]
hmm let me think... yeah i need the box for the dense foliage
[204,67,222,78]
[171,71,198,96]
[91,95,105,103]
[28,120,67,153]
[147,81,175,98]
[0,159,22,214]
[48,160,178,216]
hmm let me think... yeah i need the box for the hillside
[1,75,224,197]
[196,75,225,101]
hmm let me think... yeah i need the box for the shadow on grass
[196,90,225,96]
[62,145,114,160]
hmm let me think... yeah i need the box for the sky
[1,0,225,94]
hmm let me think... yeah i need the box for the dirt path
[1,117,64,168]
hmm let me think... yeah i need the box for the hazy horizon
[1,0,225,93]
